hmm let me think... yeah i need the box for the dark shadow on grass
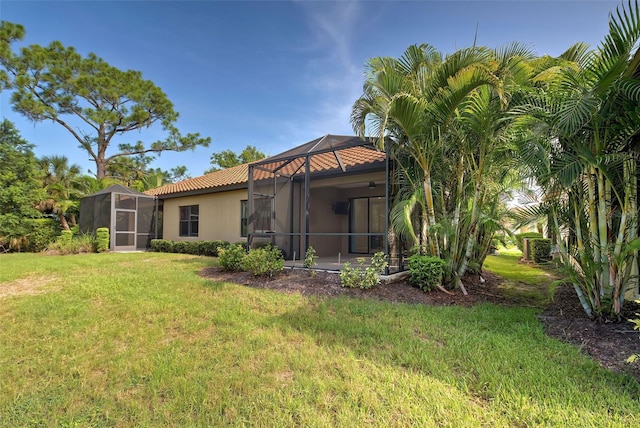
[272,296,640,416]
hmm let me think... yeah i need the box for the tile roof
[146,137,386,198]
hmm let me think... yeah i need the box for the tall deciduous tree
[206,145,266,173]
[0,21,211,179]
[0,119,44,241]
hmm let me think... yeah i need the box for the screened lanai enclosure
[79,184,160,251]
[247,135,403,273]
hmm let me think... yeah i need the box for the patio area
[284,254,401,273]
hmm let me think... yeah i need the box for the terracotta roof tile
[146,143,385,197]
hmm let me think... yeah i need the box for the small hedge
[408,254,445,292]
[529,238,552,263]
[96,227,110,252]
[150,239,230,256]
[515,232,543,251]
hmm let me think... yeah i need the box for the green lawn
[484,248,560,306]
[0,252,638,427]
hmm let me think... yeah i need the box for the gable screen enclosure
[79,184,160,251]
[247,135,403,273]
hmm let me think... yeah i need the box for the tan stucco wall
[162,189,247,242]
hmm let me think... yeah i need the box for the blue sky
[0,0,619,177]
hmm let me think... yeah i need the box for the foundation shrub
[150,239,174,253]
[218,243,246,272]
[408,254,445,292]
[242,244,284,277]
[172,241,190,254]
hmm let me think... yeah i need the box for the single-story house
[146,135,403,272]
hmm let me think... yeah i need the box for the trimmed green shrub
[408,254,445,292]
[149,239,229,256]
[242,244,284,277]
[218,243,246,272]
[515,232,542,251]
[172,241,190,254]
[96,227,110,252]
[529,238,552,263]
[340,252,388,289]
[150,239,174,253]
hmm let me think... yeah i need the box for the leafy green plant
[25,218,60,252]
[408,254,445,292]
[150,239,174,253]
[47,232,96,254]
[243,244,284,277]
[340,252,388,289]
[59,229,73,245]
[172,241,190,254]
[96,227,109,252]
[218,243,246,272]
[303,246,318,275]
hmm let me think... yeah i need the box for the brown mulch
[200,266,640,382]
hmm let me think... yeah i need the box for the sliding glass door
[349,197,385,254]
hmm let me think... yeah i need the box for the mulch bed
[200,266,640,382]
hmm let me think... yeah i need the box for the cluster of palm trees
[351,0,640,320]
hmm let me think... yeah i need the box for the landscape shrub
[515,232,542,251]
[25,218,60,252]
[59,229,73,245]
[303,245,318,276]
[202,240,229,256]
[150,239,173,253]
[149,239,229,256]
[96,227,110,252]
[48,232,96,254]
[340,252,388,289]
[218,243,246,272]
[408,254,445,292]
[172,241,190,254]
[530,238,552,263]
[242,244,284,277]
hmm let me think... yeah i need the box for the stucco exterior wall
[162,189,247,242]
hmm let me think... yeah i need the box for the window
[179,205,199,237]
[240,200,248,237]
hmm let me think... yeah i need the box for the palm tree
[38,155,81,230]
[352,43,533,293]
[515,1,640,320]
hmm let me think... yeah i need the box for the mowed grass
[484,248,559,306]
[0,253,638,427]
